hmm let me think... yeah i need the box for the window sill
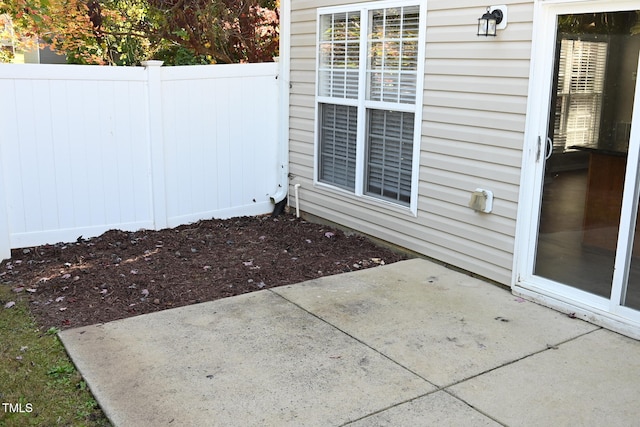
[313,181,418,217]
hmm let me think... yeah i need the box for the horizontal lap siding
[288,5,317,183]
[289,0,533,285]
[421,1,533,284]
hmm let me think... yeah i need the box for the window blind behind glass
[366,109,414,204]
[319,12,361,99]
[319,104,358,190]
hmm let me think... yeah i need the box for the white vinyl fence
[0,61,280,260]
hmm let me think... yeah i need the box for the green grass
[0,286,111,427]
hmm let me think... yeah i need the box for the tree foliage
[557,11,640,36]
[0,0,279,65]
[1,0,99,63]
[150,0,279,65]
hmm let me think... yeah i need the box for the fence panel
[0,62,280,259]
[160,63,279,226]
[0,65,153,252]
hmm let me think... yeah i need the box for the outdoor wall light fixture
[477,5,507,37]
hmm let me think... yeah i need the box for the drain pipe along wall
[270,0,291,211]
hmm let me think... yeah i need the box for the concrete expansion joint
[441,326,605,393]
[439,388,509,427]
[337,390,442,426]
[267,288,435,383]
[338,386,509,426]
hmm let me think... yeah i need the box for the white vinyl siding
[316,1,424,209]
[288,0,534,286]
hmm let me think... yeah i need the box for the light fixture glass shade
[477,10,498,37]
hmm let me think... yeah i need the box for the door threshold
[513,284,640,341]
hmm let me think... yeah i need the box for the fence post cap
[142,60,164,68]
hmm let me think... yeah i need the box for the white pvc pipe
[294,184,301,218]
[269,0,291,206]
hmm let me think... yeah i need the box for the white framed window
[315,0,425,213]
[552,37,608,152]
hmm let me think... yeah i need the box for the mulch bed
[0,214,408,330]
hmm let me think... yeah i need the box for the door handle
[545,137,553,160]
[536,136,554,162]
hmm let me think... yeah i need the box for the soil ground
[0,214,408,330]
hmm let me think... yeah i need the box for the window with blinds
[366,110,414,203]
[319,104,358,191]
[316,2,423,209]
[368,6,420,104]
[318,12,361,99]
[553,38,608,152]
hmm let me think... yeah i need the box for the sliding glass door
[523,3,640,331]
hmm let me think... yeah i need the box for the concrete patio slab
[59,258,640,426]
[448,328,640,426]
[273,258,599,386]
[59,289,434,427]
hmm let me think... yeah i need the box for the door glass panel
[534,11,640,299]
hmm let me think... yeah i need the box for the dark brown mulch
[0,214,408,330]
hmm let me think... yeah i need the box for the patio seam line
[433,328,603,427]
[337,389,509,427]
[266,288,457,426]
[275,287,511,427]
[336,390,437,426]
[441,389,510,427]
[267,288,438,385]
[441,326,604,393]
[336,390,440,427]
[266,288,602,426]
[268,288,440,389]
[426,328,606,427]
